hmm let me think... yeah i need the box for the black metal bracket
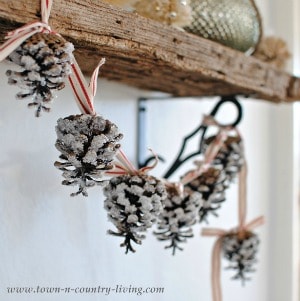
[137,95,243,179]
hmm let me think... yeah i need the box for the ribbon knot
[106,149,159,176]
[0,0,55,62]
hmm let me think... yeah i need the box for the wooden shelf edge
[0,0,300,103]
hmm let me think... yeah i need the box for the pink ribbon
[202,164,265,301]
[181,115,240,185]
[106,148,159,176]
[202,114,234,131]
[0,0,54,61]
[68,58,106,115]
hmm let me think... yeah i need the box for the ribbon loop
[68,58,106,115]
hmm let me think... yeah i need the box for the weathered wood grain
[0,0,299,102]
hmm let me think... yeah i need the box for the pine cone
[184,167,228,223]
[203,135,244,182]
[54,114,123,197]
[6,32,74,116]
[222,231,260,283]
[154,184,202,255]
[104,174,167,253]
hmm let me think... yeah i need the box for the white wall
[0,0,299,300]
[0,60,278,301]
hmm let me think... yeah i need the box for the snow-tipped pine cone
[6,32,74,116]
[55,114,123,197]
[154,184,202,255]
[203,135,244,182]
[184,167,228,223]
[222,231,260,283]
[104,174,167,253]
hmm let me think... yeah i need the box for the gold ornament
[184,0,262,53]
[134,0,192,27]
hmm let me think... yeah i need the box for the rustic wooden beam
[0,0,299,102]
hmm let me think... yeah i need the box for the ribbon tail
[89,58,106,97]
[204,130,227,165]
[0,28,41,61]
[245,216,265,231]
[238,163,248,230]
[139,148,159,174]
[116,149,138,175]
[68,57,95,115]
[202,228,227,237]
[105,162,129,175]
[212,237,223,301]
[180,164,204,185]
[41,0,53,24]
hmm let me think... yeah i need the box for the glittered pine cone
[184,167,228,223]
[222,231,260,283]
[104,174,167,253]
[54,114,123,197]
[6,32,74,116]
[154,184,202,255]
[203,135,244,182]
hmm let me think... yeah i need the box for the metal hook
[137,95,243,179]
[208,95,243,127]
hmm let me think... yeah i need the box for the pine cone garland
[154,184,202,255]
[203,135,244,182]
[54,114,123,197]
[222,231,260,283]
[104,174,167,253]
[6,32,74,116]
[185,167,228,223]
